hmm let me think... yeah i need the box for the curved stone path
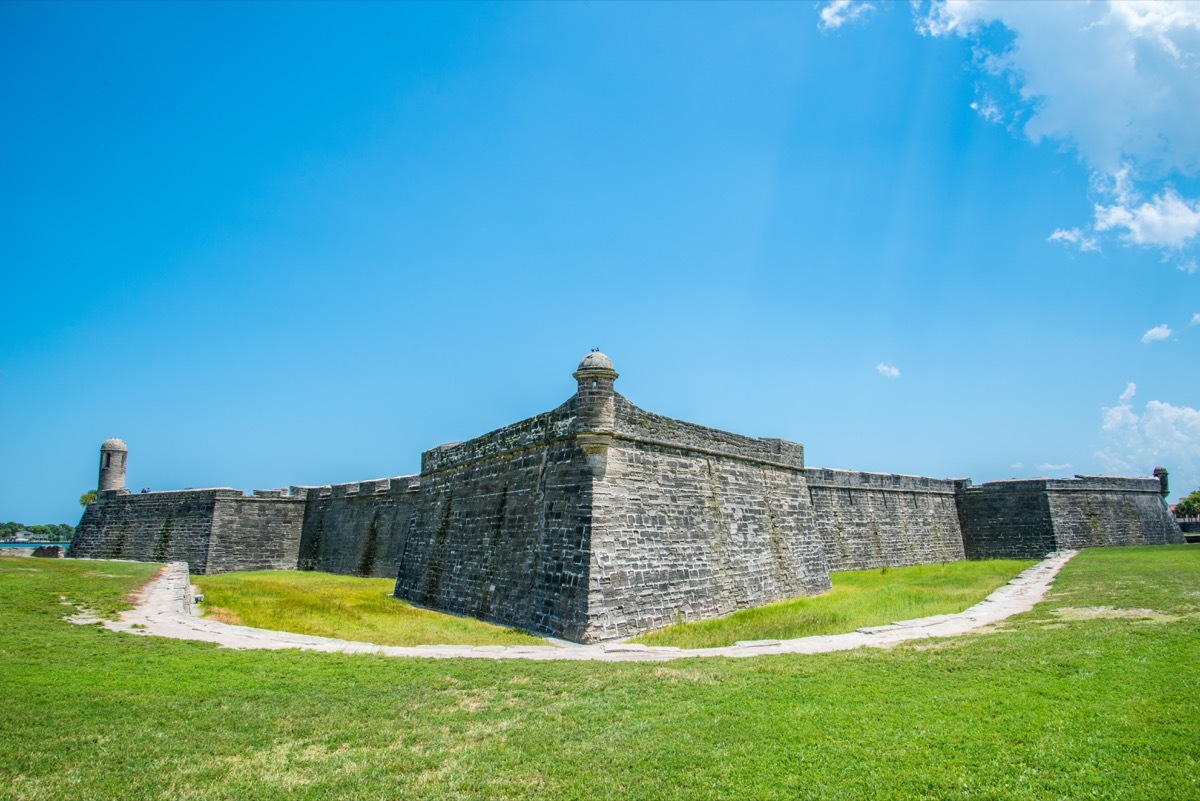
[91,552,1076,662]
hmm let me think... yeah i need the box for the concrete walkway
[92,552,1077,662]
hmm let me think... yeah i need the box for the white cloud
[910,1,1200,259]
[1048,227,1101,252]
[1191,312,1200,326]
[1094,187,1200,249]
[914,1,1200,174]
[1036,462,1073,473]
[969,95,1003,124]
[818,1,875,32]
[1097,383,1200,497]
[876,362,901,378]
[1141,323,1172,343]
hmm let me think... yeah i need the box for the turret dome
[101,438,128,451]
[576,351,615,373]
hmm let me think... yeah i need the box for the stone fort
[70,352,1184,642]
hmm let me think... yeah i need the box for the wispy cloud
[1035,462,1072,473]
[1048,227,1100,253]
[1094,187,1200,250]
[914,2,1200,174]
[969,95,1003,124]
[876,362,901,379]
[818,1,875,32]
[907,1,1200,261]
[1191,313,1200,327]
[1097,382,1200,496]
[1141,324,1172,344]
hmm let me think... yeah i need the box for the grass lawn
[632,559,1036,648]
[193,570,547,647]
[1,545,1197,800]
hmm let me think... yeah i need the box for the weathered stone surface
[806,469,965,571]
[395,422,594,641]
[70,489,305,574]
[958,476,1184,559]
[297,479,420,578]
[586,432,829,641]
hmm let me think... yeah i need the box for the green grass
[632,559,1036,648]
[193,570,547,647]
[1,546,1198,800]
[196,561,1035,651]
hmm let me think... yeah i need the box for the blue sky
[2,1,1197,525]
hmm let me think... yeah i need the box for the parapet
[307,476,421,499]
[421,403,577,474]
[758,439,805,469]
[804,468,960,494]
[963,475,1167,495]
[611,396,808,470]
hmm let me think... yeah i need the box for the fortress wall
[394,438,594,641]
[69,490,220,570]
[1043,477,1183,550]
[297,478,421,578]
[70,489,307,574]
[956,480,1057,560]
[958,477,1183,559]
[805,469,966,571]
[207,494,307,574]
[583,410,829,641]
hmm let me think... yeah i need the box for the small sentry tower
[573,350,618,432]
[98,438,128,493]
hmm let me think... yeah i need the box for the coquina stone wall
[70,488,305,574]
[580,396,829,641]
[208,492,307,574]
[393,399,595,640]
[297,478,421,578]
[806,469,966,571]
[958,476,1184,559]
[72,490,221,567]
[1045,477,1184,550]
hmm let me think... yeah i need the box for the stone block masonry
[71,488,306,574]
[958,476,1184,559]
[587,437,830,641]
[395,420,594,640]
[70,351,1185,642]
[806,469,966,571]
[297,477,421,578]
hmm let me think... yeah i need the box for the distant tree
[1176,489,1200,517]
[79,490,97,507]
[0,521,73,541]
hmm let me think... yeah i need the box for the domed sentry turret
[1153,466,1169,497]
[573,350,618,432]
[98,438,128,493]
